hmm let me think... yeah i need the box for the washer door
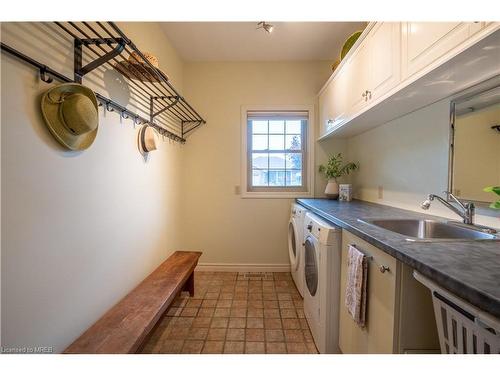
[288,220,299,270]
[304,236,318,297]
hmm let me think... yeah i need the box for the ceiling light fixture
[257,21,274,33]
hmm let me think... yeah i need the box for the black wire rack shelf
[0,22,206,143]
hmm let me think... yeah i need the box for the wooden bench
[64,251,202,354]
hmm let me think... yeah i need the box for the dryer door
[304,236,318,297]
[288,220,299,271]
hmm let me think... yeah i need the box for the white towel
[345,245,368,327]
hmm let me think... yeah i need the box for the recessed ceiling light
[257,21,274,33]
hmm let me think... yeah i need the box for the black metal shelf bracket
[181,120,204,138]
[150,95,180,122]
[1,22,206,144]
[74,37,127,83]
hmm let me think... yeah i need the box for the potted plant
[319,153,359,199]
[483,186,500,209]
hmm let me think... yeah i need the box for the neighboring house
[252,155,302,186]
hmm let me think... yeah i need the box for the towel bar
[348,243,390,273]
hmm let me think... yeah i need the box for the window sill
[241,191,314,199]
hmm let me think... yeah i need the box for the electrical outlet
[234,185,241,195]
[378,185,383,199]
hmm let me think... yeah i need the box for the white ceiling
[160,22,367,61]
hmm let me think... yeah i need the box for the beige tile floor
[141,271,318,354]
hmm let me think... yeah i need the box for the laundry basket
[414,271,500,354]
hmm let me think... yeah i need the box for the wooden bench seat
[64,251,202,354]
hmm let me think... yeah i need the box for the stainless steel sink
[358,219,499,242]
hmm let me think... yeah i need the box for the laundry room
[1,1,500,374]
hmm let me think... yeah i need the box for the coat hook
[106,102,114,112]
[98,101,103,107]
[39,67,53,83]
[121,110,129,120]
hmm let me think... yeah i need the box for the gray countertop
[296,198,500,318]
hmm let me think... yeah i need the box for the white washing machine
[288,203,308,297]
[303,212,342,354]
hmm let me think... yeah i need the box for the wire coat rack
[0,22,206,143]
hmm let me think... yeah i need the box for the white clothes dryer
[303,212,342,353]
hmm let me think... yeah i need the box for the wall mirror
[449,80,500,214]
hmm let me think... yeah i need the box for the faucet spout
[420,192,475,225]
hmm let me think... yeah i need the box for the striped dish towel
[345,244,368,327]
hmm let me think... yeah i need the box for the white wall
[315,137,350,196]
[1,22,185,352]
[346,99,500,228]
[180,61,332,268]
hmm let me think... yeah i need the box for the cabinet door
[331,63,349,126]
[346,40,370,116]
[318,67,349,137]
[402,22,471,79]
[367,22,401,102]
[318,79,335,137]
[339,230,399,353]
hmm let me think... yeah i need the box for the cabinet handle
[379,265,390,273]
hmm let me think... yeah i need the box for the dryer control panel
[304,212,341,245]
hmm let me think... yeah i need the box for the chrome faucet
[421,191,475,225]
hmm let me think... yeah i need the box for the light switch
[234,185,241,195]
[378,185,383,199]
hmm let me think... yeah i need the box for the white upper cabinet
[318,59,350,134]
[367,22,401,102]
[318,75,336,136]
[319,22,400,137]
[318,22,499,139]
[346,39,370,115]
[401,22,472,79]
[349,22,401,114]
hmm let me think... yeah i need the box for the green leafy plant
[318,153,359,181]
[483,186,500,209]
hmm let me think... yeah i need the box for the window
[241,106,313,198]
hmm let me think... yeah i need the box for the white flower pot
[325,179,339,200]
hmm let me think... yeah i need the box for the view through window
[247,111,308,191]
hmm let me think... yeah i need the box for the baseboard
[195,263,291,273]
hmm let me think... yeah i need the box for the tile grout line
[146,272,315,354]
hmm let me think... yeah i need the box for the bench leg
[183,272,195,297]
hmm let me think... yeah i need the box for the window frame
[240,105,315,199]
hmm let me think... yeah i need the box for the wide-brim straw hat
[138,124,158,154]
[40,83,99,151]
[115,51,169,83]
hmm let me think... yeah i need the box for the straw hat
[138,124,158,154]
[40,83,99,151]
